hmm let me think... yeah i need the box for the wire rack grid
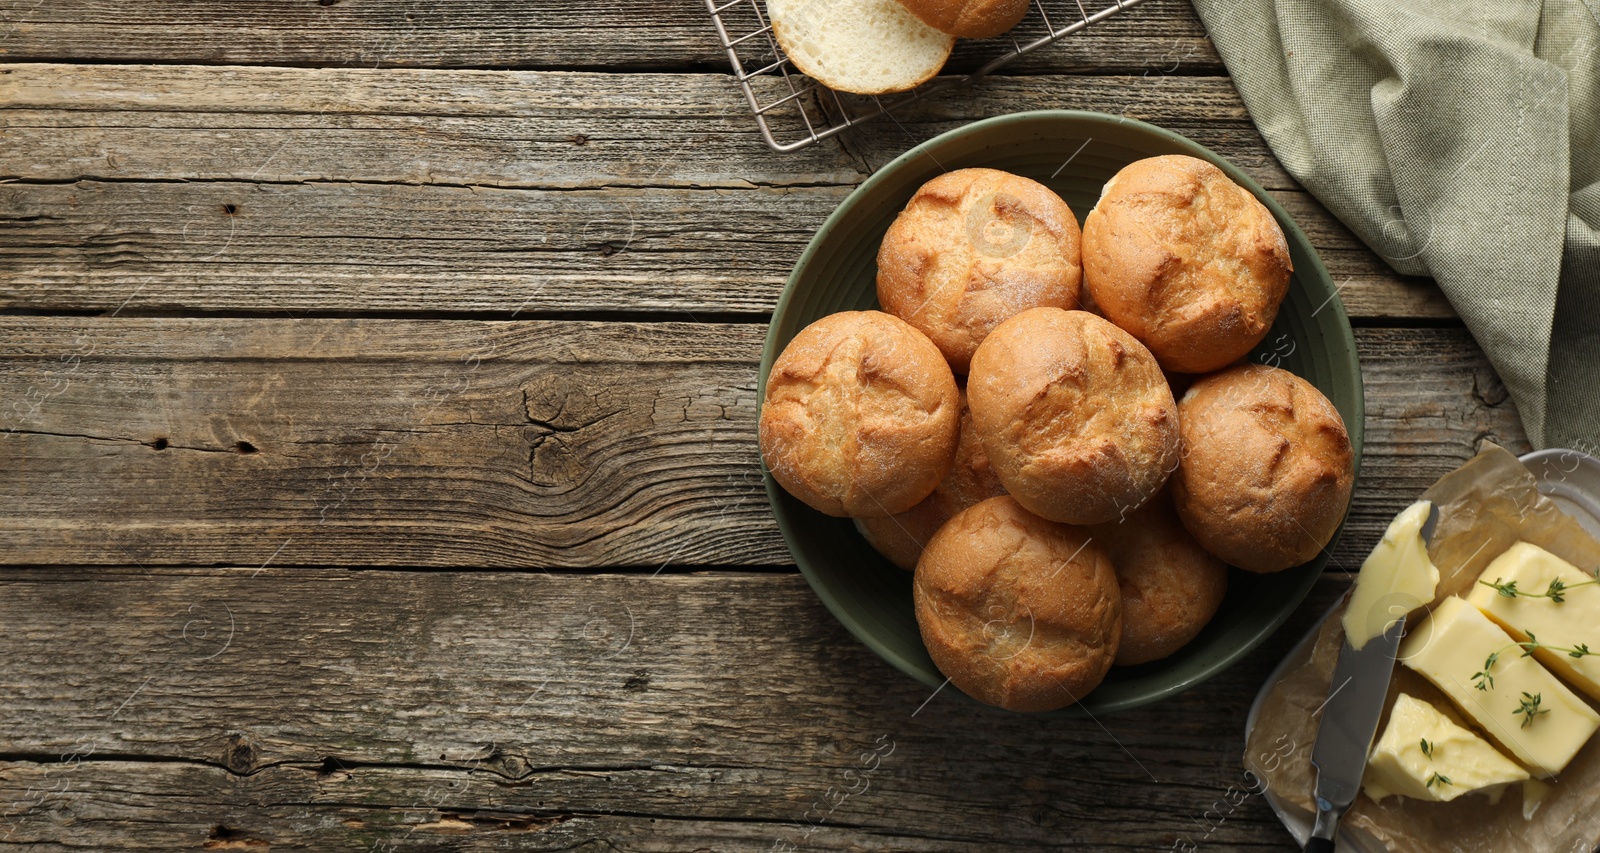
[705,0,1148,153]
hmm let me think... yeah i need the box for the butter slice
[1399,596,1600,777]
[1363,693,1528,802]
[1343,501,1440,649]
[1467,542,1600,702]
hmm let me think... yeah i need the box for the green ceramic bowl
[759,110,1364,716]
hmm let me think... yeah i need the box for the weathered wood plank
[0,64,1450,319]
[1,65,1273,188]
[0,319,1528,569]
[0,318,777,569]
[0,179,1449,320]
[0,567,1345,850]
[0,66,863,189]
[0,0,1221,74]
[0,180,852,318]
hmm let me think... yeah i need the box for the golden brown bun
[877,168,1082,374]
[1171,364,1354,573]
[760,311,960,517]
[967,308,1179,525]
[855,392,1007,570]
[1081,155,1292,374]
[913,496,1120,712]
[894,0,1031,39]
[1091,489,1228,666]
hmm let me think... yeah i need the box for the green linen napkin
[1188,0,1600,450]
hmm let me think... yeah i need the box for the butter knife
[1305,502,1440,853]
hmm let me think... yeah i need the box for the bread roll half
[769,0,954,95]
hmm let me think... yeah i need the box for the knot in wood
[223,733,259,775]
[520,372,618,490]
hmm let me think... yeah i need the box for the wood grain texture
[0,0,1220,74]
[0,566,1345,850]
[0,318,1528,570]
[0,64,1263,188]
[0,64,862,188]
[0,64,1453,319]
[0,179,1446,320]
[0,318,776,569]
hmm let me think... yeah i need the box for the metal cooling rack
[705,0,1147,152]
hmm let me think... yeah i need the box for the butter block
[1467,541,1600,702]
[1343,501,1439,649]
[1362,693,1528,802]
[1399,596,1600,777]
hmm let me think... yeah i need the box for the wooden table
[0,2,1529,850]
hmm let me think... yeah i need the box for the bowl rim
[758,108,1365,715]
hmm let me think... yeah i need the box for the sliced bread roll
[769,0,954,95]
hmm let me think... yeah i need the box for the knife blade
[1305,502,1440,853]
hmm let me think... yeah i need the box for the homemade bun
[913,496,1120,711]
[967,308,1179,525]
[855,392,1007,570]
[1092,490,1228,666]
[1171,364,1354,573]
[760,311,960,517]
[877,168,1083,373]
[769,0,954,95]
[894,0,1030,39]
[1082,154,1292,374]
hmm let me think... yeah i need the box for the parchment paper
[1246,443,1600,853]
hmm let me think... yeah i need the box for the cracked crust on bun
[914,496,1120,712]
[760,310,961,517]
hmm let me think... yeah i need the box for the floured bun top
[896,0,1032,39]
[1171,363,1354,573]
[1091,488,1228,666]
[760,310,961,517]
[877,168,1083,374]
[1082,154,1292,374]
[913,495,1121,712]
[967,307,1180,525]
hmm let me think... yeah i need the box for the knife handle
[1307,793,1343,853]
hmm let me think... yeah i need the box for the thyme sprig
[1419,739,1452,791]
[1473,634,1599,692]
[1479,575,1600,603]
[1472,651,1501,691]
[1517,692,1550,729]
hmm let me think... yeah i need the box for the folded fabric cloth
[1188,0,1600,450]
